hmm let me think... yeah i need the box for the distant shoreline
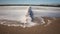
[0,4,60,7]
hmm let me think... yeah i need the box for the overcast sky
[0,0,60,4]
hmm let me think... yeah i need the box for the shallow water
[0,6,60,28]
[0,6,60,20]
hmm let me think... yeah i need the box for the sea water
[0,6,60,28]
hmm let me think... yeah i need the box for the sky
[0,0,60,4]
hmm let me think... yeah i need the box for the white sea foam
[0,6,59,28]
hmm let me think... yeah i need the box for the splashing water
[18,7,39,28]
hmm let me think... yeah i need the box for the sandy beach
[0,17,60,34]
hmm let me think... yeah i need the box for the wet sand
[0,17,60,34]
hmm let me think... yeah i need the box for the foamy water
[0,6,60,28]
